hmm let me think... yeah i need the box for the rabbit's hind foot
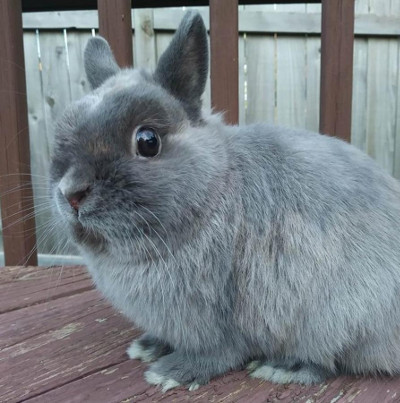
[248,359,329,385]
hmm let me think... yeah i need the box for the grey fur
[50,11,400,389]
[154,10,208,123]
[84,36,120,89]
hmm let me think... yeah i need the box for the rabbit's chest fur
[81,215,238,351]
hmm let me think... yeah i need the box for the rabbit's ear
[154,11,208,123]
[84,36,120,89]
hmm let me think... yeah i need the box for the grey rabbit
[50,11,400,391]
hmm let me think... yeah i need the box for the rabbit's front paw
[144,370,182,392]
[144,351,211,392]
[127,333,172,363]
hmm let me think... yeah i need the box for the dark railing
[0,0,355,266]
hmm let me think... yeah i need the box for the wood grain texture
[0,265,92,313]
[2,265,400,402]
[133,9,156,69]
[23,32,53,255]
[245,35,275,124]
[351,38,368,153]
[319,0,355,141]
[22,9,400,36]
[365,1,399,177]
[20,0,324,13]
[276,36,307,128]
[98,0,133,68]
[0,0,37,266]
[305,36,321,133]
[210,0,239,125]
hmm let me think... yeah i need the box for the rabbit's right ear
[84,36,120,89]
[154,11,208,124]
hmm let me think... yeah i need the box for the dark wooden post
[209,0,239,125]
[98,0,133,67]
[319,0,355,141]
[0,0,37,266]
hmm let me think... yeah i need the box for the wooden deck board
[1,265,400,402]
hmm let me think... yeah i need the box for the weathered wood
[306,3,321,13]
[238,35,245,124]
[245,35,275,125]
[22,31,53,255]
[20,0,323,13]
[1,298,138,402]
[351,39,368,153]
[276,36,307,128]
[98,0,133,68]
[0,289,100,348]
[210,0,239,125]
[25,360,153,403]
[365,1,398,175]
[22,9,400,36]
[66,30,93,101]
[0,265,92,313]
[275,3,306,12]
[319,0,355,141]
[2,265,400,402]
[0,0,37,266]
[395,47,400,179]
[305,36,321,132]
[133,9,156,69]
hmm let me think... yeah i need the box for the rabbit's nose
[58,174,91,212]
[64,188,90,211]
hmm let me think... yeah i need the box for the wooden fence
[1,0,399,261]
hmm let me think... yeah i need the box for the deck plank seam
[20,349,134,402]
[0,285,95,315]
[0,299,112,350]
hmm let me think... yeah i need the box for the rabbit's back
[230,124,400,372]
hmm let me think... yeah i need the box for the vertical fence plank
[0,0,37,266]
[210,0,239,125]
[245,35,275,124]
[365,39,398,174]
[306,4,322,13]
[23,32,53,256]
[98,0,133,67]
[276,36,307,128]
[392,1,400,179]
[39,32,71,149]
[365,0,397,175]
[202,38,212,112]
[351,39,368,153]
[66,31,93,100]
[133,9,156,69]
[238,35,245,125]
[319,0,355,141]
[305,36,321,132]
[350,0,369,153]
[395,42,400,179]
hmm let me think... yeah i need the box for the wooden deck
[2,265,400,403]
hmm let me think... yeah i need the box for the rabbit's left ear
[84,36,120,89]
[154,11,208,123]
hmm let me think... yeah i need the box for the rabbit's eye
[135,127,161,158]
